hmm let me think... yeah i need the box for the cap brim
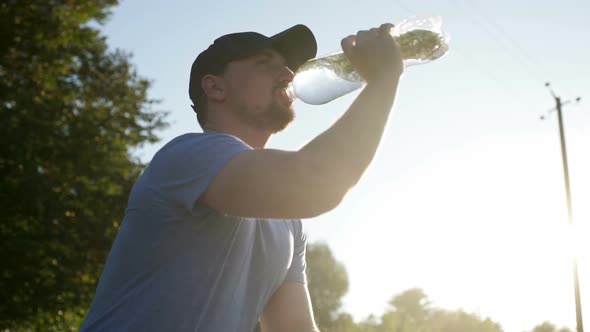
[269,25,317,72]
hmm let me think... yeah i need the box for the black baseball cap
[189,24,317,111]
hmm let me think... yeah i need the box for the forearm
[298,75,400,192]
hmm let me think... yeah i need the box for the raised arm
[199,23,403,219]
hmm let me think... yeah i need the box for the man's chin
[238,103,295,133]
[257,105,295,134]
[269,106,295,133]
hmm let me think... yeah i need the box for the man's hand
[341,23,404,82]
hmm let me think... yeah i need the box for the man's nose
[280,66,295,83]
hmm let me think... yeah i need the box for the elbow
[303,190,346,219]
[291,152,358,218]
[299,170,354,218]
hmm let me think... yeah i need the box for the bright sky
[102,1,589,331]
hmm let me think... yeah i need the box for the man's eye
[256,58,270,65]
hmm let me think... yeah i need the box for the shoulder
[143,132,251,181]
[150,132,251,164]
[159,132,251,155]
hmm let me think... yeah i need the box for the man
[80,22,403,332]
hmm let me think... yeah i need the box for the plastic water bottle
[288,16,450,105]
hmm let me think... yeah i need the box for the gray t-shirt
[80,132,307,332]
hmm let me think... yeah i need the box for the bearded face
[235,89,295,133]
[221,49,296,133]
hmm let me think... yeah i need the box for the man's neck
[204,122,271,149]
[204,105,276,148]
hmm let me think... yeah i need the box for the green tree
[327,313,361,332]
[0,1,166,329]
[389,288,431,326]
[379,310,420,332]
[557,328,575,332]
[428,310,503,332]
[357,314,381,332]
[530,321,573,332]
[306,242,350,330]
[375,288,503,332]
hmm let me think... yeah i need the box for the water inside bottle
[288,53,363,105]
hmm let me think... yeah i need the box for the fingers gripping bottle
[287,16,450,105]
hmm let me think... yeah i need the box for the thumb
[341,34,370,81]
[341,35,356,60]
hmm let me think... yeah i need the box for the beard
[237,99,295,134]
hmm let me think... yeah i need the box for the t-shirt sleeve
[146,133,251,213]
[285,221,308,284]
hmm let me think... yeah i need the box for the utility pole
[544,82,584,332]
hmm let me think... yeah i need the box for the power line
[390,1,529,105]
[391,0,541,109]
[450,45,534,105]
[392,0,416,16]
[461,0,546,84]
[445,0,546,87]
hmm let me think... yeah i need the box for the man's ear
[201,74,226,102]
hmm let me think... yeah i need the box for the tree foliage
[357,289,503,332]
[0,0,167,329]
[530,321,573,332]
[388,288,431,325]
[306,242,350,330]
